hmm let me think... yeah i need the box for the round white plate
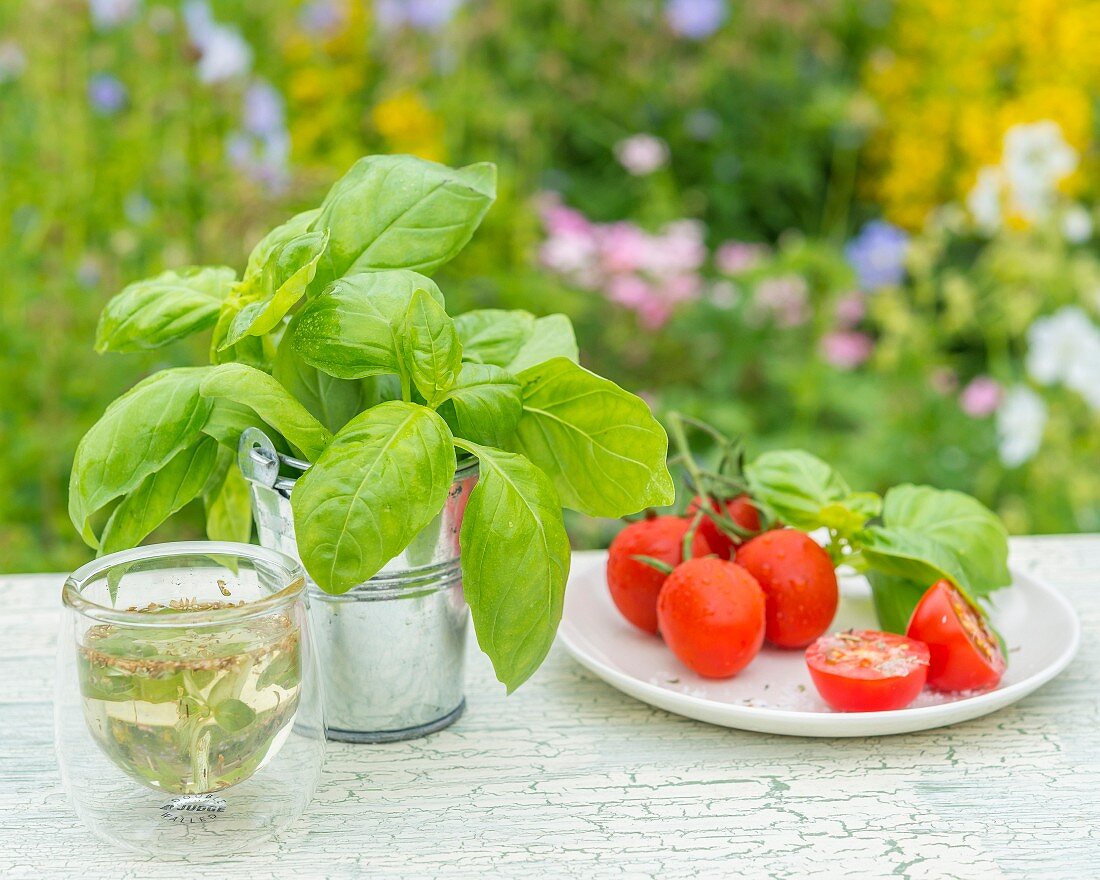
[558,550,1081,737]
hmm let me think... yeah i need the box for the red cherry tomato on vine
[906,580,1005,692]
[735,529,838,648]
[606,516,714,634]
[805,630,930,712]
[688,493,761,559]
[656,557,766,678]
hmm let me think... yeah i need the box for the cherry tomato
[734,529,838,648]
[805,630,930,712]
[606,516,714,634]
[688,493,762,559]
[906,579,1005,692]
[656,557,766,678]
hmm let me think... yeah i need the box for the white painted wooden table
[1,536,1097,879]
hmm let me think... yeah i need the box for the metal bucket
[237,428,475,743]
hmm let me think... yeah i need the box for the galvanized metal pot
[238,428,475,743]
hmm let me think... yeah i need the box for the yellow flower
[863,0,1100,228]
[370,90,446,162]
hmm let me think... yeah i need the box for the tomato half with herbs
[805,630,930,712]
[606,516,714,634]
[688,494,761,559]
[656,557,766,678]
[906,580,1005,692]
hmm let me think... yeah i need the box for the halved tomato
[805,629,930,712]
[906,580,1005,692]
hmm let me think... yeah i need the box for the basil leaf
[273,329,363,433]
[199,363,332,461]
[69,368,212,548]
[507,314,579,373]
[99,437,219,555]
[866,571,927,634]
[292,401,456,593]
[439,363,522,447]
[213,698,256,732]
[509,357,674,517]
[221,229,329,348]
[404,289,461,406]
[95,266,236,353]
[457,442,570,692]
[860,525,973,593]
[311,155,496,281]
[454,309,535,366]
[203,450,253,544]
[243,209,320,278]
[875,484,1010,596]
[209,284,271,369]
[744,450,880,535]
[292,270,444,379]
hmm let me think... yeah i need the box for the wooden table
[2,536,1097,879]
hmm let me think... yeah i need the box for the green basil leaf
[457,442,570,693]
[209,283,272,369]
[273,329,363,433]
[203,451,253,544]
[98,436,219,555]
[213,698,256,732]
[860,525,973,593]
[439,363,522,447]
[454,309,535,366]
[199,363,333,461]
[744,450,880,535]
[506,314,579,373]
[292,270,444,379]
[404,289,461,406]
[243,209,320,278]
[292,401,455,593]
[875,484,1010,596]
[509,357,674,517]
[69,368,212,548]
[311,155,495,281]
[95,266,236,353]
[221,229,329,348]
[866,571,927,634]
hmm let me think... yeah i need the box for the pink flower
[598,222,650,274]
[537,192,593,237]
[960,376,1003,418]
[752,275,811,328]
[821,331,874,369]
[834,292,866,328]
[614,134,670,176]
[715,241,767,275]
[650,220,707,275]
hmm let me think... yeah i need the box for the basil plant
[70,155,675,690]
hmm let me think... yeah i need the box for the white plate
[558,550,1081,737]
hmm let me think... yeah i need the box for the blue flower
[244,80,285,137]
[665,0,727,40]
[88,73,127,115]
[844,221,909,291]
[375,0,465,33]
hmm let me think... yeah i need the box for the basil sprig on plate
[70,154,674,691]
[744,450,1011,632]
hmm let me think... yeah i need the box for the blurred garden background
[2,0,1099,573]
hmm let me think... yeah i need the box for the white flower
[1063,204,1093,243]
[966,166,1003,233]
[996,385,1047,467]
[0,40,25,83]
[1026,306,1100,409]
[614,134,670,176]
[1002,121,1077,223]
[89,0,140,29]
[184,0,252,84]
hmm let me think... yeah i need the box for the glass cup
[55,542,326,857]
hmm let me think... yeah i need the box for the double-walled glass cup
[55,542,325,857]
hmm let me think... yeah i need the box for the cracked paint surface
[0,537,1096,879]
